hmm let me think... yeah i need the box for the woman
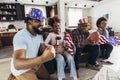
[44,16,78,80]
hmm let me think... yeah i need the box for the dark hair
[96,17,107,28]
[7,24,16,30]
[24,17,32,23]
[48,15,60,28]
[109,31,115,36]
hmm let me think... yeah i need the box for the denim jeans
[56,52,77,78]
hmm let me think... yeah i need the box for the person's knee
[67,55,74,62]
[56,55,64,62]
[110,45,113,49]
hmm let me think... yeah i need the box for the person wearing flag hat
[8,8,56,80]
[72,18,100,71]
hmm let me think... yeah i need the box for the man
[96,17,113,64]
[9,8,55,80]
[72,18,100,71]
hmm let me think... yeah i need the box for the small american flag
[98,35,109,44]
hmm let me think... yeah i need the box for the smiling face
[53,22,60,34]
[96,17,107,29]
[99,20,107,29]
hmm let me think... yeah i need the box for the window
[68,8,83,27]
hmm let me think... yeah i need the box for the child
[108,31,120,64]
[108,31,119,46]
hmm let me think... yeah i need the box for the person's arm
[13,49,43,70]
[105,29,109,38]
[71,29,78,47]
[44,33,52,46]
[80,31,91,46]
[13,45,55,70]
[97,28,102,34]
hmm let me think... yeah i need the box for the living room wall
[90,0,120,32]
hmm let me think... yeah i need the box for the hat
[27,8,45,21]
[78,18,87,27]
[78,18,87,24]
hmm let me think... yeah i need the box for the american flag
[116,37,120,45]
[64,32,75,55]
[98,35,109,44]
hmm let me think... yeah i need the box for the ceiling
[0,0,104,8]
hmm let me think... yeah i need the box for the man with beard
[9,8,55,80]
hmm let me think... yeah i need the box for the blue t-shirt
[11,28,43,76]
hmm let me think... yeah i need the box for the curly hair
[48,15,60,28]
[96,17,107,28]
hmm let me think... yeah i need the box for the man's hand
[88,39,96,45]
[41,46,56,63]
[87,31,100,45]
[82,39,96,45]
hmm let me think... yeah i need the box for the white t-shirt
[11,28,43,76]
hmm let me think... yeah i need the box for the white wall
[90,0,120,32]
[83,8,91,18]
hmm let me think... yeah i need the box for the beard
[33,25,43,34]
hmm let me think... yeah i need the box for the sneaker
[105,61,113,64]
[95,61,100,67]
[101,59,113,65]
[86,63,100,71]
[73,76,78,80]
